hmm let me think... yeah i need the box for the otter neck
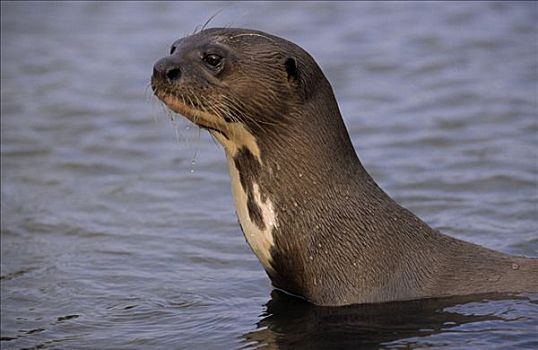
[214,90,387,277]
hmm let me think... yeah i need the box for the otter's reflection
[242,290,528,350]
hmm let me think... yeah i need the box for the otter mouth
[152,83,260,158]
[153,90,228,137]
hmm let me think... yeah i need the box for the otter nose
[153,56,182,82]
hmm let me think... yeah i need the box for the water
[1,1,537,349]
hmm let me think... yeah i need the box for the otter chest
[225,153,277,273]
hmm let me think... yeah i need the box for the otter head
[151,28,328,160]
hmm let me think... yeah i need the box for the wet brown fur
[152,28,538,306]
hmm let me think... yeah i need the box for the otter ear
[284,57,298,82]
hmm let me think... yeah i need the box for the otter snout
[152,56,182,84]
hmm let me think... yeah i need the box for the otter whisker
[224,93,279,127]
[201,10,224,32]
[222,94,278,129]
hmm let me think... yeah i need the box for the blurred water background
[1,1,537,349]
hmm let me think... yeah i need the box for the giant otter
[151,28,538,306]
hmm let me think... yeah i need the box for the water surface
[1,2,537,349]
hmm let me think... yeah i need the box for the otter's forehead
[172,28,283,52]
[197,27,278,42]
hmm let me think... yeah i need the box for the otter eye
[170,46,176,55]
[203,54,223,69]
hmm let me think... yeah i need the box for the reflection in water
[243,291,536,350]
